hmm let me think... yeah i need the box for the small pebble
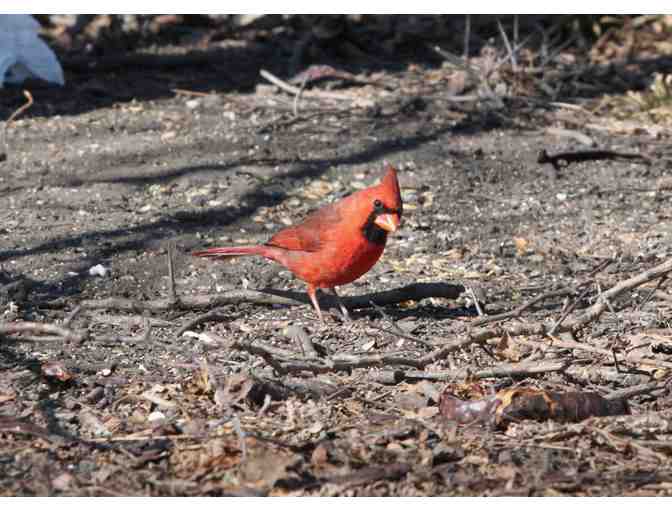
[148,411,166,422]
[88,264,109,277]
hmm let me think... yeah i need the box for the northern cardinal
[193,163,403,320]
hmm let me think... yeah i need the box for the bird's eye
[373,199,383,209]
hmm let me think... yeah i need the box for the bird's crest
[378,161,403,216]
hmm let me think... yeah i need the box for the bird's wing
[266,201,343,252]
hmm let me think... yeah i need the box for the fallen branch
[186,259,672,376]
[538,148,652,172]
[230,338,426,374]
[606,379,671,401]
[429,258,672,371]
[473,258,612,328]
[259,69,355,102]
[544,335,672,371]
[285,325,319,359]
[471,258,672,342]
[0,321,87,343]
[472,286,576,327]
[429,45,493,97]
[373,358,571,384]
[653,290,672,303]
[569,257,672,331]
[75,282,465,314]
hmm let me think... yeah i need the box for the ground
[1,15,672,496]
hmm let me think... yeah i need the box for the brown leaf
[214,373,255,410]
[239,444,299,489]
[439,392,500,426]
[51,472,74,491]
[439,386,630,429]
[41,361,74,382]
[0,416,53,441]
[311,443,329,466]
[79,409,111,437]
[0,389,16,403]
[513,237,529,256]
[325,463,410,487]
[498,389,630,425]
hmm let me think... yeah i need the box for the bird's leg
[306,284,324,322]
[327,287,351,321]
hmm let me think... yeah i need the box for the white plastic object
[0,14,65,88]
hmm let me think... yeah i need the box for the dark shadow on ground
[1,15,450,120]
[1,14,669,124]
[0,104,528,303]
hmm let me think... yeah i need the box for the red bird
[193,163,403,320]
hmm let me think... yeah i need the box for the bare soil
[1,16,672,496]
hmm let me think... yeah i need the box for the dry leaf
[513,237,529,256]
[311,443,329,466]
[41,361,74,382]
[239,444,298,489]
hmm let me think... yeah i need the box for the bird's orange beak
[374,213,400,233]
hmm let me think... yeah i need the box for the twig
[466,286,484,316]
[472,286,577,327]
[232,415,247,462]
[548,284,592,336]
[172,88,212,98]
[599,281,618,314]
[217,333,424,374]
[570,257,672,331]
[293,73,308,117]
[0,416,56,442]
[326,373,365,401]
[638,275,667,310]
[491,32,534,74]
[653,290,672,303]
[285,325,318,359]
[166,241,177,306]
[141,317,152,343]
[259,69,353,102]
[63,305,82,328]
[373,358,570,384]
[473,256,611,331]
[1,90,34,162]
[176,311,232,337]
[200,259,672,375]
[546,334,672,371]
[75,282,465,314]
[605,380,670,401]
[429,45,504,108]
[89,312,174,328]
[0,321,86,343]
[497,18,517,72]
[465,258,672,363]
[367,300,433,348]
[590,426,667,463]
[538,149,652,172]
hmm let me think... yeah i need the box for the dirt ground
[1,15,672,496]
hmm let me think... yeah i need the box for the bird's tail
[192,245,269,259]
